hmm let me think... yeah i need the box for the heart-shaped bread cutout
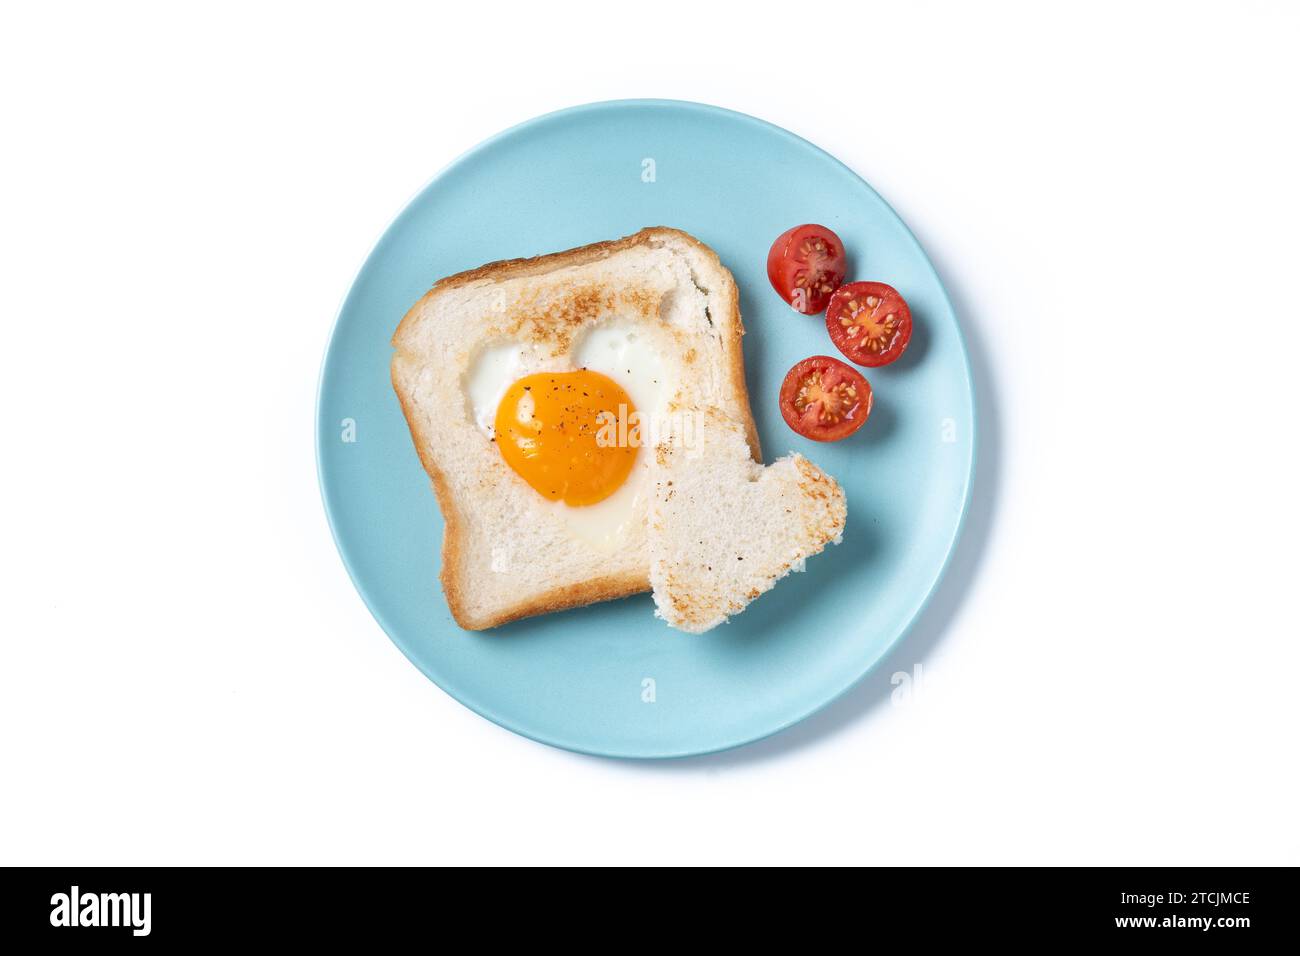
[648,404,847,633]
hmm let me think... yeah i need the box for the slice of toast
[648,405,847,633]
[392,228,760,630]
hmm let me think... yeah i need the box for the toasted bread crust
[391,227,760,631]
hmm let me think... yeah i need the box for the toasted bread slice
[392,228,760,630]
[648,404,847,633]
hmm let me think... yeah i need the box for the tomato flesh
[767,224,847,314]
[779,356,872,441]
[826,281,913,367]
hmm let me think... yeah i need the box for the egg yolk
[493,370,638,506]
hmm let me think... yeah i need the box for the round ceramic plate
[317,100,975,758]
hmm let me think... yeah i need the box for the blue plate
[317,100,975,758]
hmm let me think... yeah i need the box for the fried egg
[466,321,667,550]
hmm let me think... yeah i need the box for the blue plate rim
[315,98,978,760]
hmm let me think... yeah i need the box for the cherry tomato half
[778,356,872,442]
[826,281,913,367]
[767,224,847,315]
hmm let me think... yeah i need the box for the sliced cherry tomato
[826,281,913,367]
[778,356,872,442]
[767,224,847,314]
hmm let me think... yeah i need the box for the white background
[2,1,1297,866]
